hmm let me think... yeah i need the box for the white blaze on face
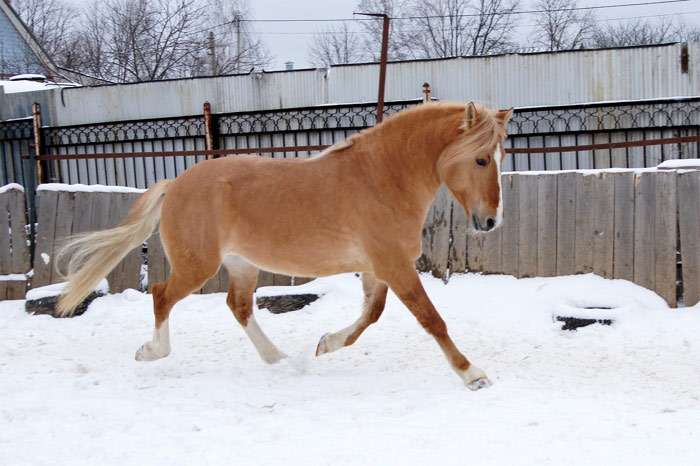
[494,144,504,227]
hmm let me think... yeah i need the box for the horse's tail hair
[55,180,172,316]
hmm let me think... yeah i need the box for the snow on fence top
[0,183,24,193]
[657,159,700,170]
[37,184,146,194]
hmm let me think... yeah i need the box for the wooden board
[0,192,11,274]
[31,191,59,288]
[418,185,451,279]
[500,174,519,276]
[8,188,30,274]
[449,199,468,274]
[0,279,26,300]
[556,172,577,276]
[612,172,635,281]
[653,171,677,307]
[574,174,595,274]
[517,174,538,278]
[591,172,614,278]
[633,172,656,292]
[537,174,557,277]
[678,170,700,307]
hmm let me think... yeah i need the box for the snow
[0,79,78,94]
[0,183,24,194]
[25,279,109,301]
[0,273,26,281]
[1,272,699,466]
[37,183,146,194]
[657,158,700,169]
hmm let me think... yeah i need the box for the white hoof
[460,365,492,391]
[134,342,170,362]
[315,332,346,356]
[260,348,287,365]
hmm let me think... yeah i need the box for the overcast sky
[65,0,700,70]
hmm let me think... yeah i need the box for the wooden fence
[419,169,700,307]
[2,169,699,306]
[29,187,309,297]
[0,184,30,299]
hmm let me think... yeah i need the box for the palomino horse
[57,102,512,390]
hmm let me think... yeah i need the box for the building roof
[0,0,59,78]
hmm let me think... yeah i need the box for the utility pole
[235,14,242,73]
[207,31,217,75]
[355,12,390,124]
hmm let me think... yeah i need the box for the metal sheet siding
[2,42,696,125]
[329,43,695,108]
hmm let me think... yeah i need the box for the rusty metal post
[422,82,432,103]
[356,12,390,124]
[203,101,215,158]
[31,102,45,184]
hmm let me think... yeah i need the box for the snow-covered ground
[1,273,699,466]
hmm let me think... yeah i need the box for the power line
[248,11,700,36]
[239,0,690,23]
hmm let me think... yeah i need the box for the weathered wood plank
[31,191,59,288]
[481,224,502,274]
[449,199,468,274]
[537,174,557,277]
[467,234,485,273]
[147,230,169,289]
[418,185,451,279]
[654,171,677,306]
[0,193,11,274]
[634,173,656,291]
[500,174,519,276]
[9,189,30,274]
[591,172,615,278]
[517,174,538,277]
[107,193,142,292]
[575,174,595,274]
[52,191,76,284]
[257,271,275,288]
[556,172,577,276]
[678,170,700,307]
[612,172,635,281]
[0,279,26,300]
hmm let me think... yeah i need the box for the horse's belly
[226,238,370,277]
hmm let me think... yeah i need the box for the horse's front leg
[316,272,388,356]
[375,261,491,390]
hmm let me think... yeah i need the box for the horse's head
[437,102,512,232]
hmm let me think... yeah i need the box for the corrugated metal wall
[2,42,698,126]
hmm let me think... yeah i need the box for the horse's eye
[476,158,488,167]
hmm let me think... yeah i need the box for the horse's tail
[56,180,172,316]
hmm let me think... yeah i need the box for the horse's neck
[358,106,462,201]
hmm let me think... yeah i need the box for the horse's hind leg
[224,256,287,364]
[316,273,388,356]
[135,270,214,361]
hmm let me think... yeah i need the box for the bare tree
[353,0,518,60]
[530,0,595,51]
[356,0,415,60]
[308,23,365,67]
[12,0,77,60]
[195,0,271,75]
[591,19,688,48]
[406,0,519,58]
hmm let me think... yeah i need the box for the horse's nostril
[486,217,495,230]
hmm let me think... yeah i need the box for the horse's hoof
[315,333,332,356]
[261,350,287,365]
[134,343,169,362]
[460,365,492,391]
[466,376,492,391]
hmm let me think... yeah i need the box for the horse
[56,101,513,390]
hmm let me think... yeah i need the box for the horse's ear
[497,107,514,126]
[465,102,478,129]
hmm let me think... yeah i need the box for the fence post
[203,101,217,158]
[422,82,432,103]
[31,103,45,184]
